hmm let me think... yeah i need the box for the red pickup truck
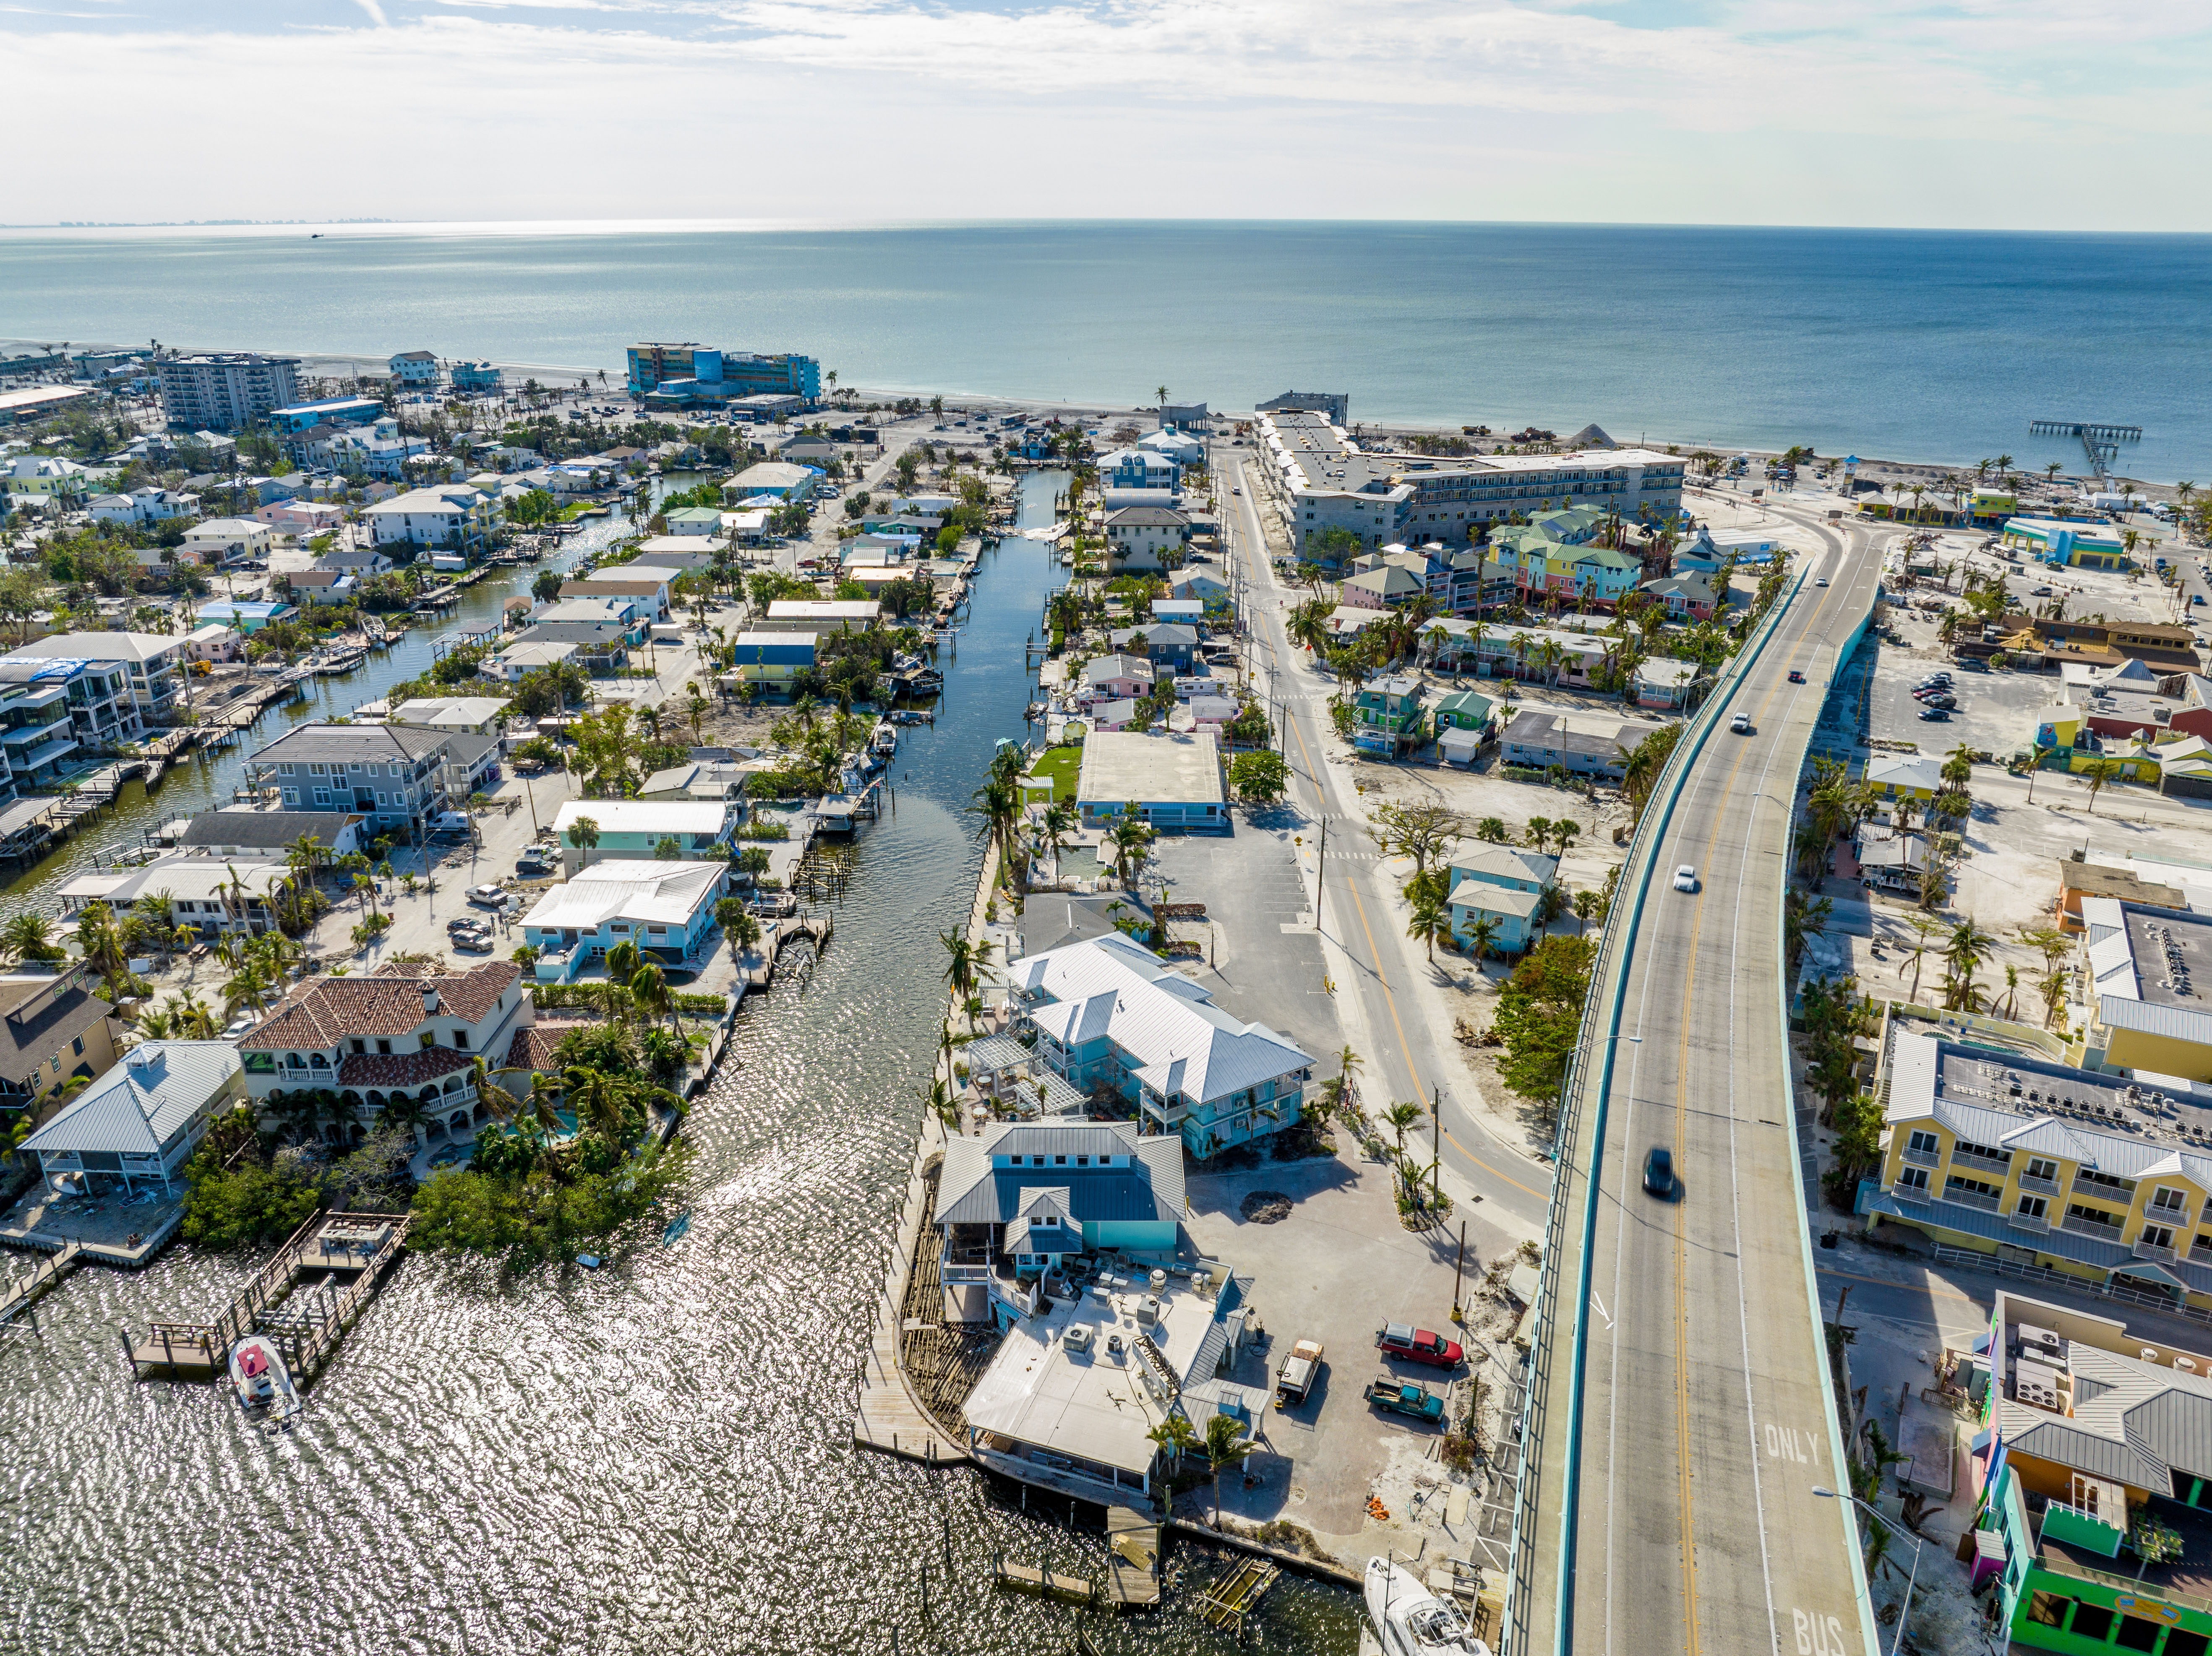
[1376,1322,1463,1369]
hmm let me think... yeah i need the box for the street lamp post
[1812,1485,1923,1656]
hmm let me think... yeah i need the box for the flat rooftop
[1264,407,1680,497]
[963,1266,1238,1478]
[1890,1026,2212,1155]
[1075,730,1224,808]
[2127,908,2212,1010]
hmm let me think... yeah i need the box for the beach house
[550,798,739,873]
[18,1042,245,1198]
[1447,844,1559,956]
[520,859,729,981]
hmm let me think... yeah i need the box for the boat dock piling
[0,1239,82,1328]
[993,1557,1096,1607]
[126,1211,410,1383]
[1194,1554,1281,1635]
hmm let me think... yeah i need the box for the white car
[1731,710,1753,733]
[1674,866,1698,893]
[1815,575,1829,586]
[465,884,511,909]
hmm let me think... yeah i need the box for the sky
[4,0,2209,230]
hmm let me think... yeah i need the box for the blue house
[1447,843,1558,956]
[517,858,728,980]
[1009,934,1312,1159]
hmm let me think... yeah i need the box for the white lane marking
[1762,1422,1821,1466]
[1590,1291,1614,1332]
[1717,532,1855,1655]
[1792,1608,1852,1656]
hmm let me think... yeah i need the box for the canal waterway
[0,471,1362,1656]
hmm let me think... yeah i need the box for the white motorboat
[1364,1557,1490,1656]
[227,1334,302,1431]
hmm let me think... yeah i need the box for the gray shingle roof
[934,1119,1185,1227]
[251,723,448,765]
[179,810,361,851]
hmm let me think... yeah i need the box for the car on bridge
[1815,575,1829,586]
[1788,670,1805,684]
[1731,710,1753,733]
[1673,865,1698,892]
[1644,1145,1675,1197]
[1376,1323,1462,1368]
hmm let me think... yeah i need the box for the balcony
[2061,1214,2127,1242]
[1888,1179,1933,1206]
[1952,1149,2013,1177]
[2134,1239,2181,1265]
[1943,1186,2003,1213]
[1902,1144,1942,1168]
[2018,1172,2064,1198]
[1,715,71,749]
[2009,1207,2053,1233]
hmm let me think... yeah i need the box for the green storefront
[1991,1464,2212,1655]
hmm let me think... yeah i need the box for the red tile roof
[504,1018,595,1075]
[239,961,519,1051]
[335,1048,480,1090]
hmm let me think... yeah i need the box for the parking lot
[1178,1151,1526,1564]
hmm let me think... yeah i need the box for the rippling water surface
[0,474,1360,1656]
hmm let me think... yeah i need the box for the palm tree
[1406,889,1450,963]
[0,913,60,968]
[1897,915,1941,1004]
[167,996,221,1040]
[940,930,994,1002]
[562,1065,628,1148]
[629,961,673,1036]
[2079,758,2124,814]
[465,1055,524,1125]
[1040,801,1077,865]
[1943,917,1993,1013]
[566,813,601,867]
[1147,1412,1200,1484]
[1572,890,1600,935]
[1383,1099,1426,1163]
[1204,1410,1255,1530]
[1474,817,1508,845]
[1463,916,1502,964]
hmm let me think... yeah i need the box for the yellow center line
[1664,557,1852,1655]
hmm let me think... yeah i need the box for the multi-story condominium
[10,632,186,722]
[1865,1024,2212,1312]
[0,656,140,764]
[388,350,440,388]
[268,396,382,435]
[237,961,533,1153]
[155,353,302,432]
[450,362,502,393]
[1259,409,1687,560]
[245,722,452,835]
[326,417,430,480]
[1008,934,1312,1159]
[2,454,92,511]
[2077,898,2212,1081]
[362,482,495,549]
[625,342,821,405]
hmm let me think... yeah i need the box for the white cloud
[0,0,2206,226]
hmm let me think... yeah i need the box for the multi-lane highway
[1515,510,1886,1656]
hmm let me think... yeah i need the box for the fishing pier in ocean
[2029,417,2143,478]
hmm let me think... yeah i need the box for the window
[2166,1631,2211,1656]
[452,1031,467,1049]
[1054,1156,1067,1166]
[2155,1187,2192,1216]
[2080,1169,2133,1194]
[1907,1130,1941,1157]
[2145,1224,2177,1250]
[2116,1615,2163,1653]
[376,1039,392,1055]
[2018,1195,2048,1220]
[1076,1156,1089,1166]
[2027,1157,2061,1182]
[1946,1175,1998,1200]
[71,1036,82,1056]
[2069,1204,2124,1230]
[1896,1166,1929,1192]
[350,1039,365,1054]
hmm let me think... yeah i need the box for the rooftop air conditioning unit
[1137,1295,1162,1327]
[1062,1324,1094,1355]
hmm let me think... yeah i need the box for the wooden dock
[0,1239,81,1326]
[1106,1506,1163,1609]
[127,1211,409,1382]
[994,1558,1096,1606]
[852,1105,970,1467]
[1194,1554,1281,1635]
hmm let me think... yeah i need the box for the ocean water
[3,220,2209,481]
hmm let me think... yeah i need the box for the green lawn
[1026,744,1082,802]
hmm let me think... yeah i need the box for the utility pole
[1452,1221,1468,1323]
[1317,817,1327,932]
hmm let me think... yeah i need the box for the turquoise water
[4,221,2209,479]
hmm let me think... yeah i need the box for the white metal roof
[21,1042,239,1158]
[521,859,723,930]
[550,799,733,836]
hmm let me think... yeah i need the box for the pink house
[1077,653,1154,708]
[255,500,347,536]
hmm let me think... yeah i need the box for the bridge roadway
[1515,516,1885,1656]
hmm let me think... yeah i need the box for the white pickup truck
[1276,1338,1326,1406]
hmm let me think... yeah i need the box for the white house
[550,798,738,873]
[363,483,495,550]
[10,630,188,719]
[180,518,273,565]
[19,1042,246,1198]
[520,859,728,981]
[388,696,513,737]
[389,350,440,388]
[90,487,200,528]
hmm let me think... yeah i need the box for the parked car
[1366,1375,1445,1423]
[465,884,511,909]
[1375,1323,1463,1368]
[516,852,555,877]
[221,1014,257,1039]
[1919,708,1951,722]
[1645,1145,1675,1197]
[452,932,494,953]
[1916,674,1953,689]
[1276,1338,1325,1406]
[1921,694,1958,710]
[1673,865,1698,893]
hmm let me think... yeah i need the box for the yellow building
[2081,898,2212,1081]
[0,970,121,1107]
[1865,1022,2212,1311]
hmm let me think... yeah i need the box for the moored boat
[227,1334,303,1431]
[1364,1557,1489,1656]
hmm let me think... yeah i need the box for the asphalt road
[1218,456,1555,1233]
[1513,505,1893,1656]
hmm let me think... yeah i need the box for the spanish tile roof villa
[236,961,532,1152]
[1007,934,1312,1159]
